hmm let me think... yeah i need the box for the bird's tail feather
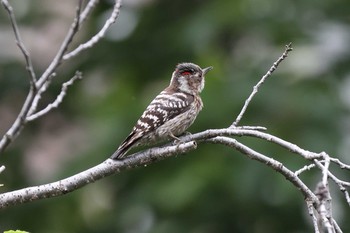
[110,132,141,160]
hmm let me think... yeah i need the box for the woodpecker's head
[170,62,213,95]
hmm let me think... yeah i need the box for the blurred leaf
[4,230,30,233]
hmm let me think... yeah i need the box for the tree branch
[180,128,322,160]
[0,141,197,209]
[0,0,37,87]
[0,0,123,155]
[206,136,319,203]
[314,182,335,233]
[79,0,100,25]
[2,123,347,231]
[63,0,122,60]
[295,163,316,176]
[232,42,293,127]
[0,0,82,154]
[36,0,83,89]
[0,126,319,208]
[26,71,83,122]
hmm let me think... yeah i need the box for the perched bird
[111,62,212,160]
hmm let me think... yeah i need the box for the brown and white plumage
[111,63,212,160]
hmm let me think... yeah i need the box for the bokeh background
[1,0,350,232]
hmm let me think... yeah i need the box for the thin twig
[79,0,99,25]
[295,163,316,176]
[314,159,350,187]
[313,159,350,206]
[207,136,319,203]
[235,125,267,131]
[63,0,122,60]
[320,152,331,186]
[27,73,56,117]
[1,0,37,87]
[232,43,293,127]
[344,190,350,207]
[28,0,101,118]
[307,200,321,233]
[332,219,343,233]
[36,0,83,89]
[330,158,350,170]
[27,71,83,121]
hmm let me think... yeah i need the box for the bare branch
[79,0,100,25]
[313,159,350,207]
[63,0,122,60]
[27,71,83,121]
[307,200,321,233]
[314,182,335,233]
[320,153,331,186]
[36,0,83,89]
[0,90,35,153]
[345,190,350,206]
[206,136,319,203]
[332,219,344,233]
[27,73,56,117]
[235,125,267,131]
[0,141,197,209]
[295,163,316,176]
[232,43,293,127]
[330,157,350,170]
[1,126,328,210]
[1,0,37,87]
[0,0,85,154]
[180,128,322,160]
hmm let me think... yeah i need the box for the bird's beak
[202,66,213,75]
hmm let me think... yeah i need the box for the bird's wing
[111,91,193,159]
[137,91,194,133]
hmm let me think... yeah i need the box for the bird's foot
[169,133,184,145]
[183,131,192,136]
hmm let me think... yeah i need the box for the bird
[110,62,213,160]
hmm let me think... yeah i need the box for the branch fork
[0,0,122,153]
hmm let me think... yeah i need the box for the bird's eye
[180,68,196,76]
[181,71,191,76]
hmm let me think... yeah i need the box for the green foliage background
[1,0,350,232]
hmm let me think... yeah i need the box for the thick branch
[180,128,322,160]
[0,141,196,209]
[0,126,329,209]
